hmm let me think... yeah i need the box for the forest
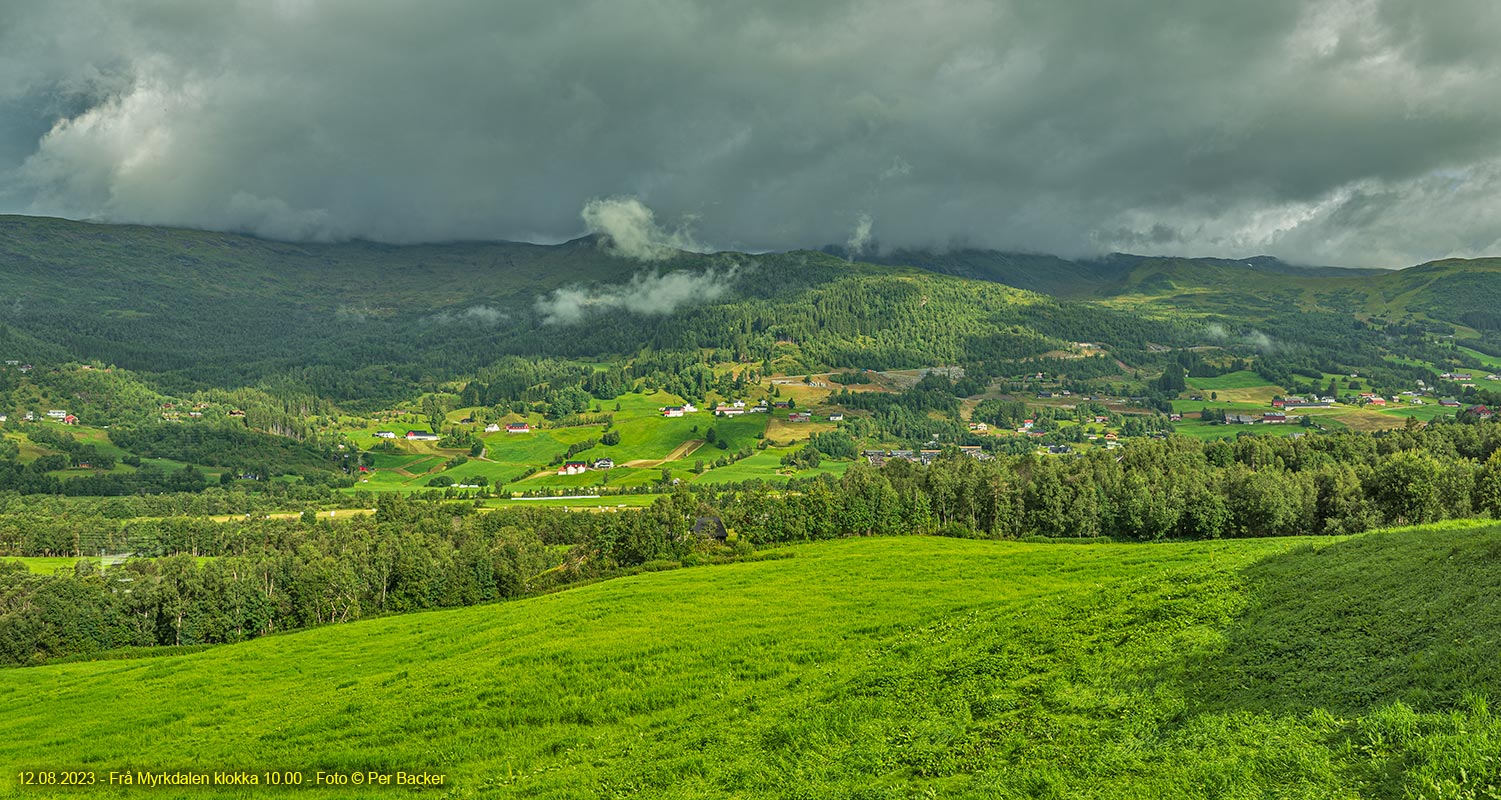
[5,416,1500,666]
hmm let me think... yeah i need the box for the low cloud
[1204,322,1275,353]
[429,305,509,327]
[1246,330,1275,353]
[582,196,705,261]
[846,213,874,258]
[536,267,740,325]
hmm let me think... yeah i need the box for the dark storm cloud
[2,0,1501,267]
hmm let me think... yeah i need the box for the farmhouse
[228,409,246,417]
[484,423,501,433]
[1169,413,1182,422]
[1440,398,1462,407]
[593,458,614,469]
[405,430,439,441]
[46,409,67,418]
[375,431,397,438]
[1228,414,1260,425]
[731,400,746,408]
[1263,412,1287,424]
[62,414,77,425]
[1466,405,1494,420]
[787,411,811,422]
[828,413,844,421]
[662,406,686,418]
[505,422,530,433]
[967,421,987,432]
[557,461,588,476]
[713,404,744,416]
[692,516,729,541]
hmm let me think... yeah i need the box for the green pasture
[7,527,1501,797]
[1184,370,1276,391]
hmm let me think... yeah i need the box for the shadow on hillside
[1180,528,1501,717]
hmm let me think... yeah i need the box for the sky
[2,0,1501,268]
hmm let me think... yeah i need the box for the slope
[5,527,1501,798]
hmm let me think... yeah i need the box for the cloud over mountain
[3,1,1501,267]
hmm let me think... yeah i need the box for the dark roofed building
[693,516,728,541]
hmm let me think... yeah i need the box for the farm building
[693,516,729,541]
[505,422,531,433]
[374,431,396,438]
[828,413,844,421]
[713,404,744,416]
[405,430,439,441]
[787,412,811,422]
[558,461,588,476]
[593,458,614,469]
[662,406,686,418]
[484,423,501,433]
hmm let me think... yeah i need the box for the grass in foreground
[6,527,1501,798]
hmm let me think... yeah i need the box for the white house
[557,461,588,476]
[374,431,397,439]
[484,423,501,433]
[46,410,67,419]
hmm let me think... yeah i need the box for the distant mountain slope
[5,216,1136,397]
[5,530,1501,798]
[866,245,1501,331]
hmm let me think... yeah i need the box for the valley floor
[5,527,1501,798]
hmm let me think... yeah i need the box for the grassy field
[1457,345,1501,371]
[1185,370,1276,391]
[7,525,1501,798]
[2,556,87,575]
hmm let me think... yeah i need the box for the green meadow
[1457,345,1501,371]
[7,525,1501,798]
[1184,370,1276,391]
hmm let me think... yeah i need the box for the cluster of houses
[3,410,79,425]
[1272,396,1334,410]
[557,457,615,475]
[661,403,699,418]
[1227,412,1292,425]
[655,399,845,422]
[2,360,32,373]
[863,446,992,466]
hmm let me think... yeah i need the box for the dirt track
[623,439,704,468]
